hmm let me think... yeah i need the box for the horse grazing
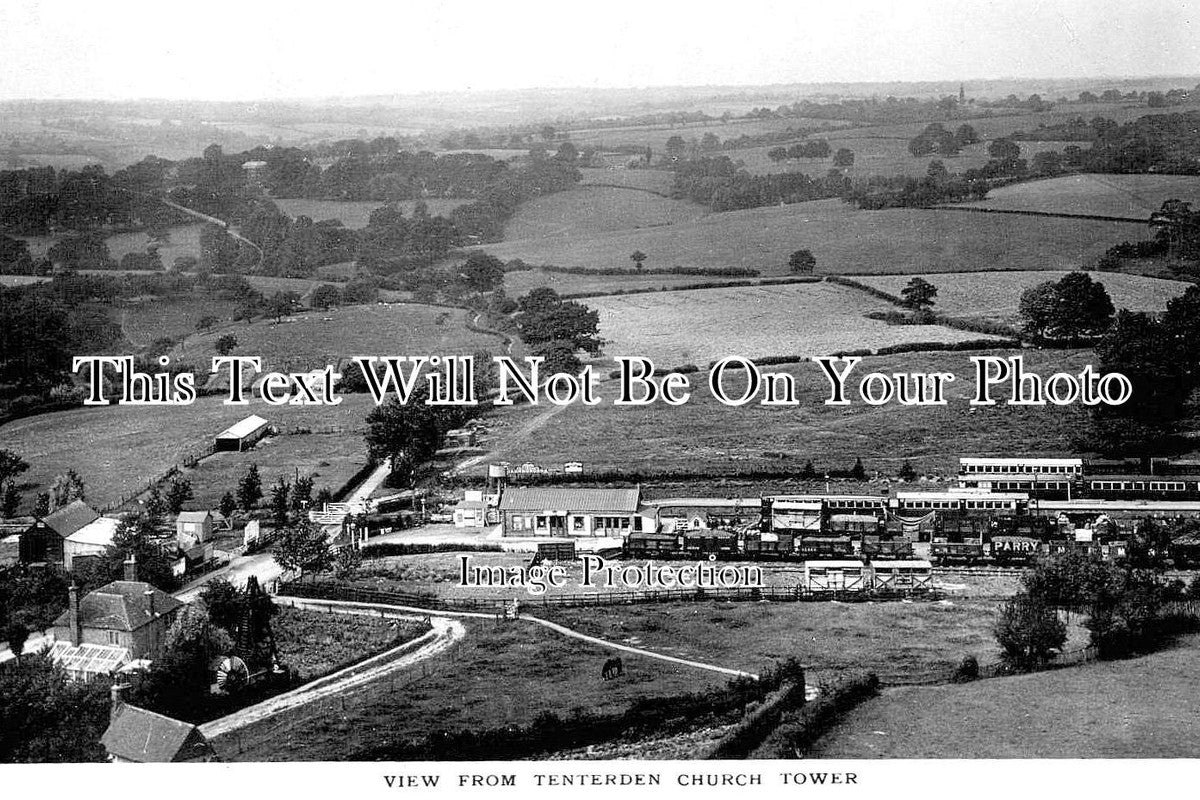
[601,656,624,680]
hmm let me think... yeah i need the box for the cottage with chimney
[49,558,184,680]
[102,685,216,763]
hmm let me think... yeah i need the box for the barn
[499,487,646,537]
[20,500,100,566]
[215,415,270,452]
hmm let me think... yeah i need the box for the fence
[99,441,218,513]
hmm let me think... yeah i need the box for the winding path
[199,610,464,739]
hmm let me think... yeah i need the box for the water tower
[488,463,508,499]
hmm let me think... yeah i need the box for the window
[573,517,584,531]
[108,630,119,644]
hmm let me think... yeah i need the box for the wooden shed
[215,415,270,452]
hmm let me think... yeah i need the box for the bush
[952,655,979,683]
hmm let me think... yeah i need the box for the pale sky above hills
[1,0,1197,101]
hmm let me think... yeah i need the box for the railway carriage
[870,560,934,593]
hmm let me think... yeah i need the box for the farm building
[215,415,271,451]
[498,486,647,537]
[62,515,122,571]
[103,701,216,763]
[176,510,213,544]
[19,499,100,566]
[443,428,477,448]
[51,561,184,670]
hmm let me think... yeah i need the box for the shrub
[952,655,980,683]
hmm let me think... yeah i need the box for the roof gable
[102,705,212,762]
[42,500,100,538]
[176,511,212,523]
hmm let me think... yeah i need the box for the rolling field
[0,394,378,513]
[855,270,1191,326]
[504,186,706,243]
[273,198,470,228]
[225,619,724,761]
[810,634,1200,758]
[540,595,1029,678]
[958,173,1200,218]
[477,199,1143,279]
[175,302,508,384]
[578,167,678,194]
[482,348,1094,477]
[589,282,1004,365]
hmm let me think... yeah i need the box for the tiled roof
[42,500,99,538]
[102,705,212,762]
[499,487,640,513]
[52,581,184,632]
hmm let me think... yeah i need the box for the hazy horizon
[2,0,1198,103]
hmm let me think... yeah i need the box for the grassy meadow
[175,302,509,387]
[480,348,1095,477]
[1,394,378,513]
[588,282,1004,365]
[958,173,1200,217]
[539,597,1011,679]
[810,634,1200,758]
[224,619,726,761]
[478,199,1144,280]
[503,186,706,242]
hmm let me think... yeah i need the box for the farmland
[224,618,725,761]
[477,199,1144,281]
[273,198,470,228]
[503,187,706,243]
[578,167,678,194]
[176,302,510,386]
[957,173,1200,218]
[854,270,1191,326]
[588,282,1004,365]
[810,634,1200,758]
[0,394,378,513]
[537,591,1062,678]
[480,348,1095,478]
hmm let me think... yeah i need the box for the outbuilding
[102,704,216,763]
[176,510,214,544]
[20,500,100,566]
[215,415,270,452]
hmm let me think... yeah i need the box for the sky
[0,0,1198,101]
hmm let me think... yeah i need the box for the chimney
[68,583,82,646]
[109,682,129,724]
[123,554,138,582]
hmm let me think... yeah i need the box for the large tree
[364,394,444,484]
[514,288,602,357]
[994,593,1066,671]
[273,523,334,578]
